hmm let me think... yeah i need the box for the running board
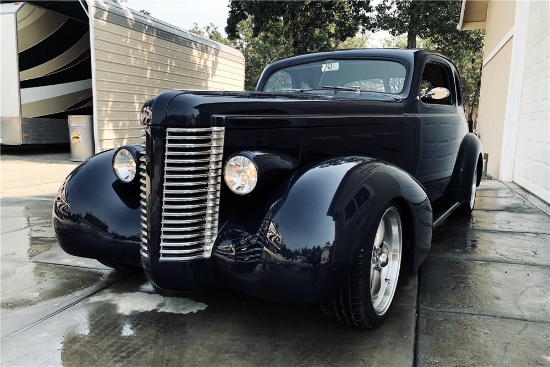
[433,202,460,228]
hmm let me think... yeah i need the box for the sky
[125,0,231,33]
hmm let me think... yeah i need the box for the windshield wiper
[321,85,361,93]
[281,88,310,92]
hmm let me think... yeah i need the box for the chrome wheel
[458,170,478,216]
[320,202,403,328]
[370,206,402,316]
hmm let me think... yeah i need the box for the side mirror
[420,87,450,100]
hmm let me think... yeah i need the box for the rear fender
[446,133,483,202]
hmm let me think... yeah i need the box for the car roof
[266,49,442,68]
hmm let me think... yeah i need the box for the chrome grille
[160,127,224,261]
[139,129,148,259]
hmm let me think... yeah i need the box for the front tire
[320,203,403,328]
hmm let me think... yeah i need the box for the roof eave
[458,0,488,31]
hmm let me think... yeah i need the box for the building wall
[91,2,245,151]
[476,0,516,178]
[0,3,23,144]
[512,0,550,203]
[483,0,516,53]
[477,39,513,176]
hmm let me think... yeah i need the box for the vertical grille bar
[139,128,148,259]
[160,127,224,261]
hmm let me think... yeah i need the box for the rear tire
[320,203,403,328]
[458,170,478,216]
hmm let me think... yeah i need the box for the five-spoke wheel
[370,206,402,316]
[320,202,403,328]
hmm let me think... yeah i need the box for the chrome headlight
[224,155,258,195]
[112,146,139,184]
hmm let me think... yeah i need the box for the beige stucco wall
[476,0,516,178]
[477,39,514,176]
[483,0,516,54]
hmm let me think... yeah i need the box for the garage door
[513,0,549,203]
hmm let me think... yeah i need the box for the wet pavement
[417,180,550,366]
[1,148,549,366]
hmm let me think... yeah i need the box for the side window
[420,62,454,105]
[454,72,463,106]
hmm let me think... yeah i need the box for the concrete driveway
[1,147,549,367]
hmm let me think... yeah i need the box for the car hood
[144,90,406,129]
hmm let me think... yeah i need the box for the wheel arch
[447,133,483,203]
[298,157,433,275]
[392,196,416,271]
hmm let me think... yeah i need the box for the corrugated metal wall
[92,1,245,151]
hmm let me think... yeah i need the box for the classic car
[53,49,482,328]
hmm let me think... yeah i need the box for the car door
[414,57,468,207]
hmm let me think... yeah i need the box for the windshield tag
[322,62,339,72]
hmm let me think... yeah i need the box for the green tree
[381,31,483,115]
[375,1,484,113]
[430,30,484,115]
[226,0,372,90]
[231,17,293,90]
[189,23,232,46]
[381,34,433,49]
[226,0,372,55]
[374,0,460,49]
[336,34,370,49]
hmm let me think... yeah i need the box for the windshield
[262,59,407,95]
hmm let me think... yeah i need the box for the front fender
[53,150,141,266]
[213,157,432,304]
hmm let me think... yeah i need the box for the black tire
[457,170,478,216]
[320,203,403,328]
[97,260,142,273]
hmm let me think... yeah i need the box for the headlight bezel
[223,153,260,195]
[112,146,139,184]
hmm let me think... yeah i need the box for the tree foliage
[224,0,372,90]
[226,0,372,55]
[431,30,484,114]
[375,0,484,113]
[189,23,232,46]
[235,18,293,90]
[382,30,484,114]
[374,0,460,48]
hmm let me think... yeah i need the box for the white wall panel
[513,0,550,203]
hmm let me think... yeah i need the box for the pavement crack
[1,226,29,235]
[426,254,550,268]
[413,267,422,367]
[421,307,550,324]
[0,273,134,343]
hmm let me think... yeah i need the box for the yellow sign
[71,133,81,144]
